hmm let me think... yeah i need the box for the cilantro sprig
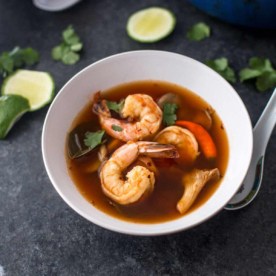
[187,22,211,41]
[106,100,125,113]
[84,130,105,149]
[111,125,123,132]
[163,103,178,126]
[51,25,83,65]
[239,57,276,92]
[0,46,39,77]
[206,57,236,83]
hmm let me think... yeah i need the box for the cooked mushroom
[193,109,213,130]
[177,168,220,214]
[157,93,182,108]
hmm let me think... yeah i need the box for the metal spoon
[225,88,276,210]
[33,0,81,11]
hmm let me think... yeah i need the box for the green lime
[0,95,30,139]
[126,7,176,43]
[2,69,55,111]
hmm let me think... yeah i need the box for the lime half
[0,95,30,139]
[2,70,55,111]
[126,7,176,43]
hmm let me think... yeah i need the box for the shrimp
[154,126,199,166]
[93,94,162,142]
[99,141,179,205]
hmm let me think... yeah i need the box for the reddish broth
[66,80,229,223]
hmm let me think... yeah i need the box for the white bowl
[42,50,253,235]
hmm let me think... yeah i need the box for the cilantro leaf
[239,57,276,92]
[206,57,237,83]
[206,58,228,71]
[51,45,64,60]
[249,57,273,73]
[0,53,14,74]
[62,25,80,45]
[239,68,262,82]
[0,46,39,77]
[112,125,123,132]
[62,51,80,65]
[84,130,105,149]
[52,25,83,65]
[106,100,125,113]
[187,22,210,41]
[220,67,237,83]
[9,47,24,67]
[256,71,276,92]
[21,47,39,65]
[70,43,83,52]
[163,103,178,126]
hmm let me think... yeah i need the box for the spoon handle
[225,88,276,208]
[253,88,276,154]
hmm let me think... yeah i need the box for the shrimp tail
[138,141,179,159]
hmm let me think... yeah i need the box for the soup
[66,80,229,223]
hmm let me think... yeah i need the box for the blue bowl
[188,0,276,29]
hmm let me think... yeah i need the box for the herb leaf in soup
[106,100,125,113]
[68,125,105,159]
[84,130,105,149]
[111,125,123,132]
[163,102,178,126]
[187,22,210,41]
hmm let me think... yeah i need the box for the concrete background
[0,0,275,275]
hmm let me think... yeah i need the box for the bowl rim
[42,50,253,235]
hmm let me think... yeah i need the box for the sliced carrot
[175,120,217,160]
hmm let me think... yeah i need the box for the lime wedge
[0,95,30,139]
[126,7,176,43]
[2,70,55,111]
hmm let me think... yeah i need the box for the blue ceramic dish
[188,0,276,29]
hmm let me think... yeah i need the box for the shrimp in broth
[93,93,162,141]
[66,80,229,223]
[100,141,178,205]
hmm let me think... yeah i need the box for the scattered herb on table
[51,25,83,65]
[163,102,178,126]
[206,57,236,83]
[0,46,39,77]
[239,57,276,92]
[112,125,123,132]
[84,130,105,149]
[106,100,125,113]
[187,22,210,41]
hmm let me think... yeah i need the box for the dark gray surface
[0,1,275,275]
